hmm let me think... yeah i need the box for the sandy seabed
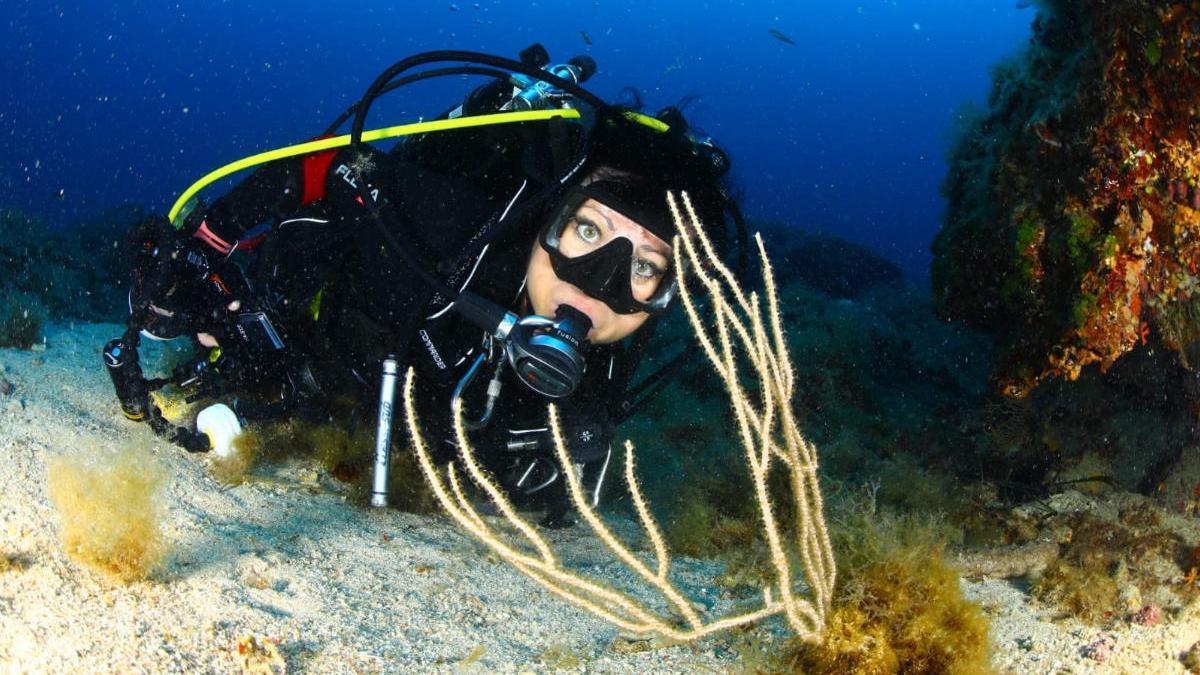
[3,322,1200,674]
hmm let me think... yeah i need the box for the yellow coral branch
[622,440,670,581]
[547,404,704,630]
[404,190,835,644]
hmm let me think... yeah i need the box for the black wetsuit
[187,126,630,512]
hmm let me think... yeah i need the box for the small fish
[54,188,65,200]
[768,29,796,46]
[580,30,592,46]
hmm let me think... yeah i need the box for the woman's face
[526,198,672,344]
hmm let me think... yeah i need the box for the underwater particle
[348,151,376,178]
[1081,632,1117,662]
[236,635,286,674]
[1129,603,1161,627]
[912,22,921,31]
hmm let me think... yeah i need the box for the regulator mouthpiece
[505,305,592,398]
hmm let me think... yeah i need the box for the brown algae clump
[210,420,437,512]
[782,507,992,674]
[209,424,266,486]
[48,443,171,582]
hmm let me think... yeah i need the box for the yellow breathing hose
[167,108,585,225]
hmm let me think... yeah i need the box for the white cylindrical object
[370,356,400,508]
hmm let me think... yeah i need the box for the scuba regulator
[341,47,611,401]
[445,288,592,401]
[500,45,596,111]
[504,304,591,399]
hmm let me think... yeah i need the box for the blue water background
[2,1,1031,282]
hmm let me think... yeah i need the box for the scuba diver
[103,46,745,525]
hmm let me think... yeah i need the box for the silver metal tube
[370,356,400,508]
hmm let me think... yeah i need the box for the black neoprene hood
[580,107,731,248]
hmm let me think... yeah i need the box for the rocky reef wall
[934,1,1200,398]
[0,205,140,346]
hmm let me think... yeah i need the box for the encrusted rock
[1129,603,1161,628]
[1117,584,1143,614]
[953,539,1060,579]
[1081,632,1118,663]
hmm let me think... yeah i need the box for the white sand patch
[3,322,1200,673]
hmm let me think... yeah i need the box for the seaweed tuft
[209,418,437,512]
[767,503,992,674]
[47,443,171,582]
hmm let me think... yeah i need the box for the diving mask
[538,188,677,315]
